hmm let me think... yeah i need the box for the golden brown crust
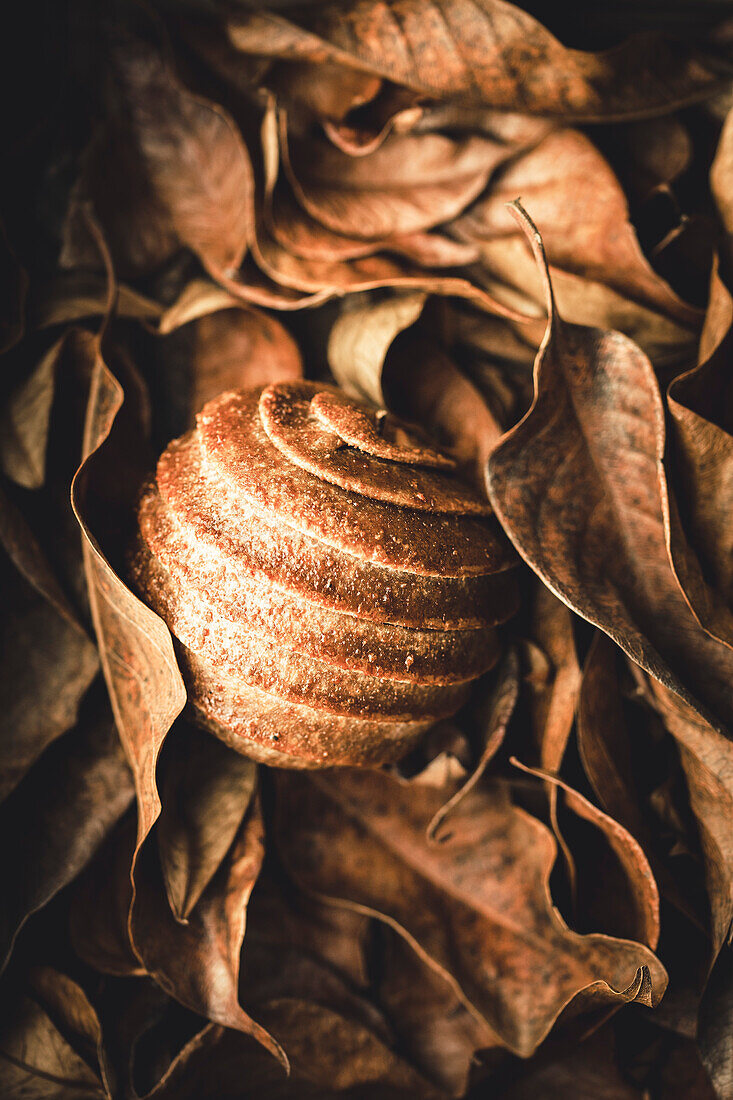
[149,448,518,629]
[259,381,489,513]
[196,389,512,574]
[131,383,516,768]
[130,534,502,683]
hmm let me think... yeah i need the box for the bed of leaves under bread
[1,1,733,1097]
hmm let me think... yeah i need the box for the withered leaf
[34,272,163,331]
[487,208,733,953]
[70,327,186,854]
[647,682,733,958]
[667,265,733,649]
[0,993,103,1099]
[486,204,733,734]
[283,121,517,242]
[130,790,286,1065]
[27,968,102,1083]
[156,722,257,921]
[512,761,660,950]
[0,690,134,974]
[139,1001,440,1100]
[0,489,98,803]
[523,581,581,773]
[155,302,302,433]
[426,646,520,842]
[276,769,667,1058]
[68,813,144,977]
[328,291,427,405]
[0,336,65,490]
[328,292,504,484]
[227,3,730,120]
[711,106,733,238]
[84,41,252,278]
[500,1025,643,1099]
[453,129,701,325]
[373,927,497,1097]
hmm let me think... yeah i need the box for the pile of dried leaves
[2,1,733,1096]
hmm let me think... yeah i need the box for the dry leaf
[454,129,702,325]
[667,265,733,649]
[0,488,98,803]
[487,204,733,735]
[156,722,257,921]
[227,3,730,120]
[276,769,667,1058]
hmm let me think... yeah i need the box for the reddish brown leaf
[0,993,104,1099]
[283,123,516,242]
[0,487,98,803]
[155,303,302,433]
[130,787,285,1064]
[156,722,257,921]
[70,328,186,859]
[226,3,729,120]
[0,691,134,974]
[276,769,667,1058]
[513,761,660,951]
[486,204,733,735]
[453,129,701,326]
[667,266,733,649]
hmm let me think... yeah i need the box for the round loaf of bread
[129,381,518,767]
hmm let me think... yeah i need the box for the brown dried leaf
[26,969,102,1088]
[34,273,163,330]
[373,927,497,1097]
[70,328,186,860]
[648,683,733,957]
[328,292,427,404]
[158,303,302,432]
[276,769,667,1058]
[130,790,286,1064]
[487,204,733,736]
[0,336,64,490]
[454,129,701,325]
[577,632,705,927]
[513,761,660,950]
[525,582,581,773]
[142,1001,440,1100]
[500,1025,643,1099]
[667,265,733,649]
[328,292,504,484]
[0,488,98,803]
[227,3,729,120]
[0,994,103,1100]
[68,813,144,977]
[0,690,134,974]
[283,123,515,242]
[711,107,733,237]
[426,646,520,841]
[64,41,254,279]
[156,722,257,921]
